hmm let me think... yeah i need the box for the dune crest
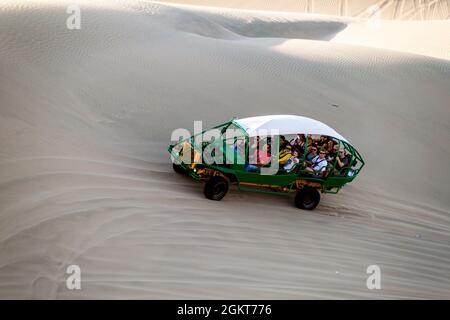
[160,0,450,20]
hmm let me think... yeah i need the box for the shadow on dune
[172,6,348,41]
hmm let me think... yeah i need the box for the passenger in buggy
[305,147,328,175]
[283,149,300,173]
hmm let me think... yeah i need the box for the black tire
[204,176,229,201]
[295,187,320,210]
[173,163,186,175]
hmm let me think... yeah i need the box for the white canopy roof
[233,115,348,142]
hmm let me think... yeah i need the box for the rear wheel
[295,187,320,210]
[173,163,186,175]
[204,176,229,201]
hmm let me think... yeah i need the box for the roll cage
[169,118,365,195]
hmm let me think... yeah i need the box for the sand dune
[160,1,450,59]
[160,0,450,20]
[0,0,449,299]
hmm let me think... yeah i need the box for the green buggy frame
[168,115,364,210]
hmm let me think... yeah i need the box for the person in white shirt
[283,149,300,172]
[305,148,328,174]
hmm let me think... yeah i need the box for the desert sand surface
[0,0,449,299]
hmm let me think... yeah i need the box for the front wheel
[204,176,229,201]
[173,163,186,175]
[295,187,320,210]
